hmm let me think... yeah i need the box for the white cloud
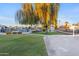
[0,16,14,20]
[0,16,16,26]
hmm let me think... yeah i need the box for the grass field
[0,35,47,56]
[33,31,64,35]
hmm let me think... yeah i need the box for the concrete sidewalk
[44,35,79,56]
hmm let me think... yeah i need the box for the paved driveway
[44,35,79,56]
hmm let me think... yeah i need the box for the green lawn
[0,35,47,56]
[32,31,64,35]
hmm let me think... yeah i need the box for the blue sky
[0,3,79,26]
[0,3,21,26]
[58,3,79,25]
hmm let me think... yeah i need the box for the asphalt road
[44,35,79,56]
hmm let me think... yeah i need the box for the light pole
[72,26,75,37]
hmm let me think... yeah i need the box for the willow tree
[16,3,59,32]
[40,3,50,32]
[34,3,59,31]
[34,3,43,24]
[16,3,38,26]
[50,3,60,29]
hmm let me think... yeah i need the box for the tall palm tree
[64,21,69,31]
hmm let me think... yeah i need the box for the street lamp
[71,25,75,37]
